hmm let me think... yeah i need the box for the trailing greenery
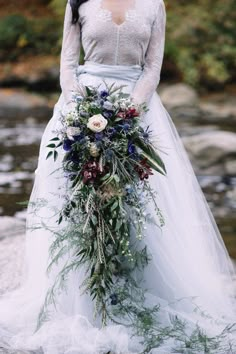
[34,216,236,353]
[40,82,166,325]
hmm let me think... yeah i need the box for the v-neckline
[99,0,137,28]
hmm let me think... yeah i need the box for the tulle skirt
[0,62,236,354]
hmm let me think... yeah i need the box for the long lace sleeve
[60,0,81,105]
[131,0,166,106]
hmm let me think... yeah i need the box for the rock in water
[159,83,199,108]
[0,88,53,120]
[182,131,236,175]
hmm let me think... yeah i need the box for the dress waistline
[76,61,143,83]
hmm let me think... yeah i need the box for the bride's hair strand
[69,0,89,24]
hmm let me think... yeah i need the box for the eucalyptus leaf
[46,143,56,148]
[46,151,53,160]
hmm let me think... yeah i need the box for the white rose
[87,114,108,133]
[66,126,81,140]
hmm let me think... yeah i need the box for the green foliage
[49,0,67,19]
[165,0,236,87]
[0,13,61,61]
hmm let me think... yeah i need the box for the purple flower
[103,110,113,119]
[95,132,104,141]
[128,141,136,155]
[63,139,73,151]
[107,127,116,137]
[73,133,85,142]
[100,90,109,99]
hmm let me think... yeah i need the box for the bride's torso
[78,0,159,66]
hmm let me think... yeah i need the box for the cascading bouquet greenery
[43,83,166,322]
[38,83,233,353]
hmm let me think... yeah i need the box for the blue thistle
[122,123,131,132]
[100,90,109,99]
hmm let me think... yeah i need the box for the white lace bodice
[60,0,166,105]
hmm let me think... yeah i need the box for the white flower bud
[66,126,81,140]
[89,143,100,157]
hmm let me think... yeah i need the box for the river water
[0,92,235,258]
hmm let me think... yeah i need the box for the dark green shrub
[0,14,61,61]
[165,0,236,87]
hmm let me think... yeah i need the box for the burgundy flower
[127,107,139,118]
[135,158,153,181]
[83,170,93,182]
[82,160,104,184]
[117,107,139,120]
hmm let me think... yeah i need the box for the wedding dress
[0,0,236,353]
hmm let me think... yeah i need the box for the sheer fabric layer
[0,65,235,354]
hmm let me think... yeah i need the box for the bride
[0,0,236,353]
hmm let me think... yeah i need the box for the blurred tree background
[0,0,235,91]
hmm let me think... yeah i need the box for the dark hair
[69,0,89,24]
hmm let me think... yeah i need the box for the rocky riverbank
[159,83,236,176]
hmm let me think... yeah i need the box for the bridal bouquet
[44,83,166,327]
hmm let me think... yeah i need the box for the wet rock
[198,98,236,125]
[0,57,60,92]
[0,89,53,120]
[159,84,236,129]
[159,83,199,108]
[226,188,236,209]
[225,160,236,175]
[182,131,236,175]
